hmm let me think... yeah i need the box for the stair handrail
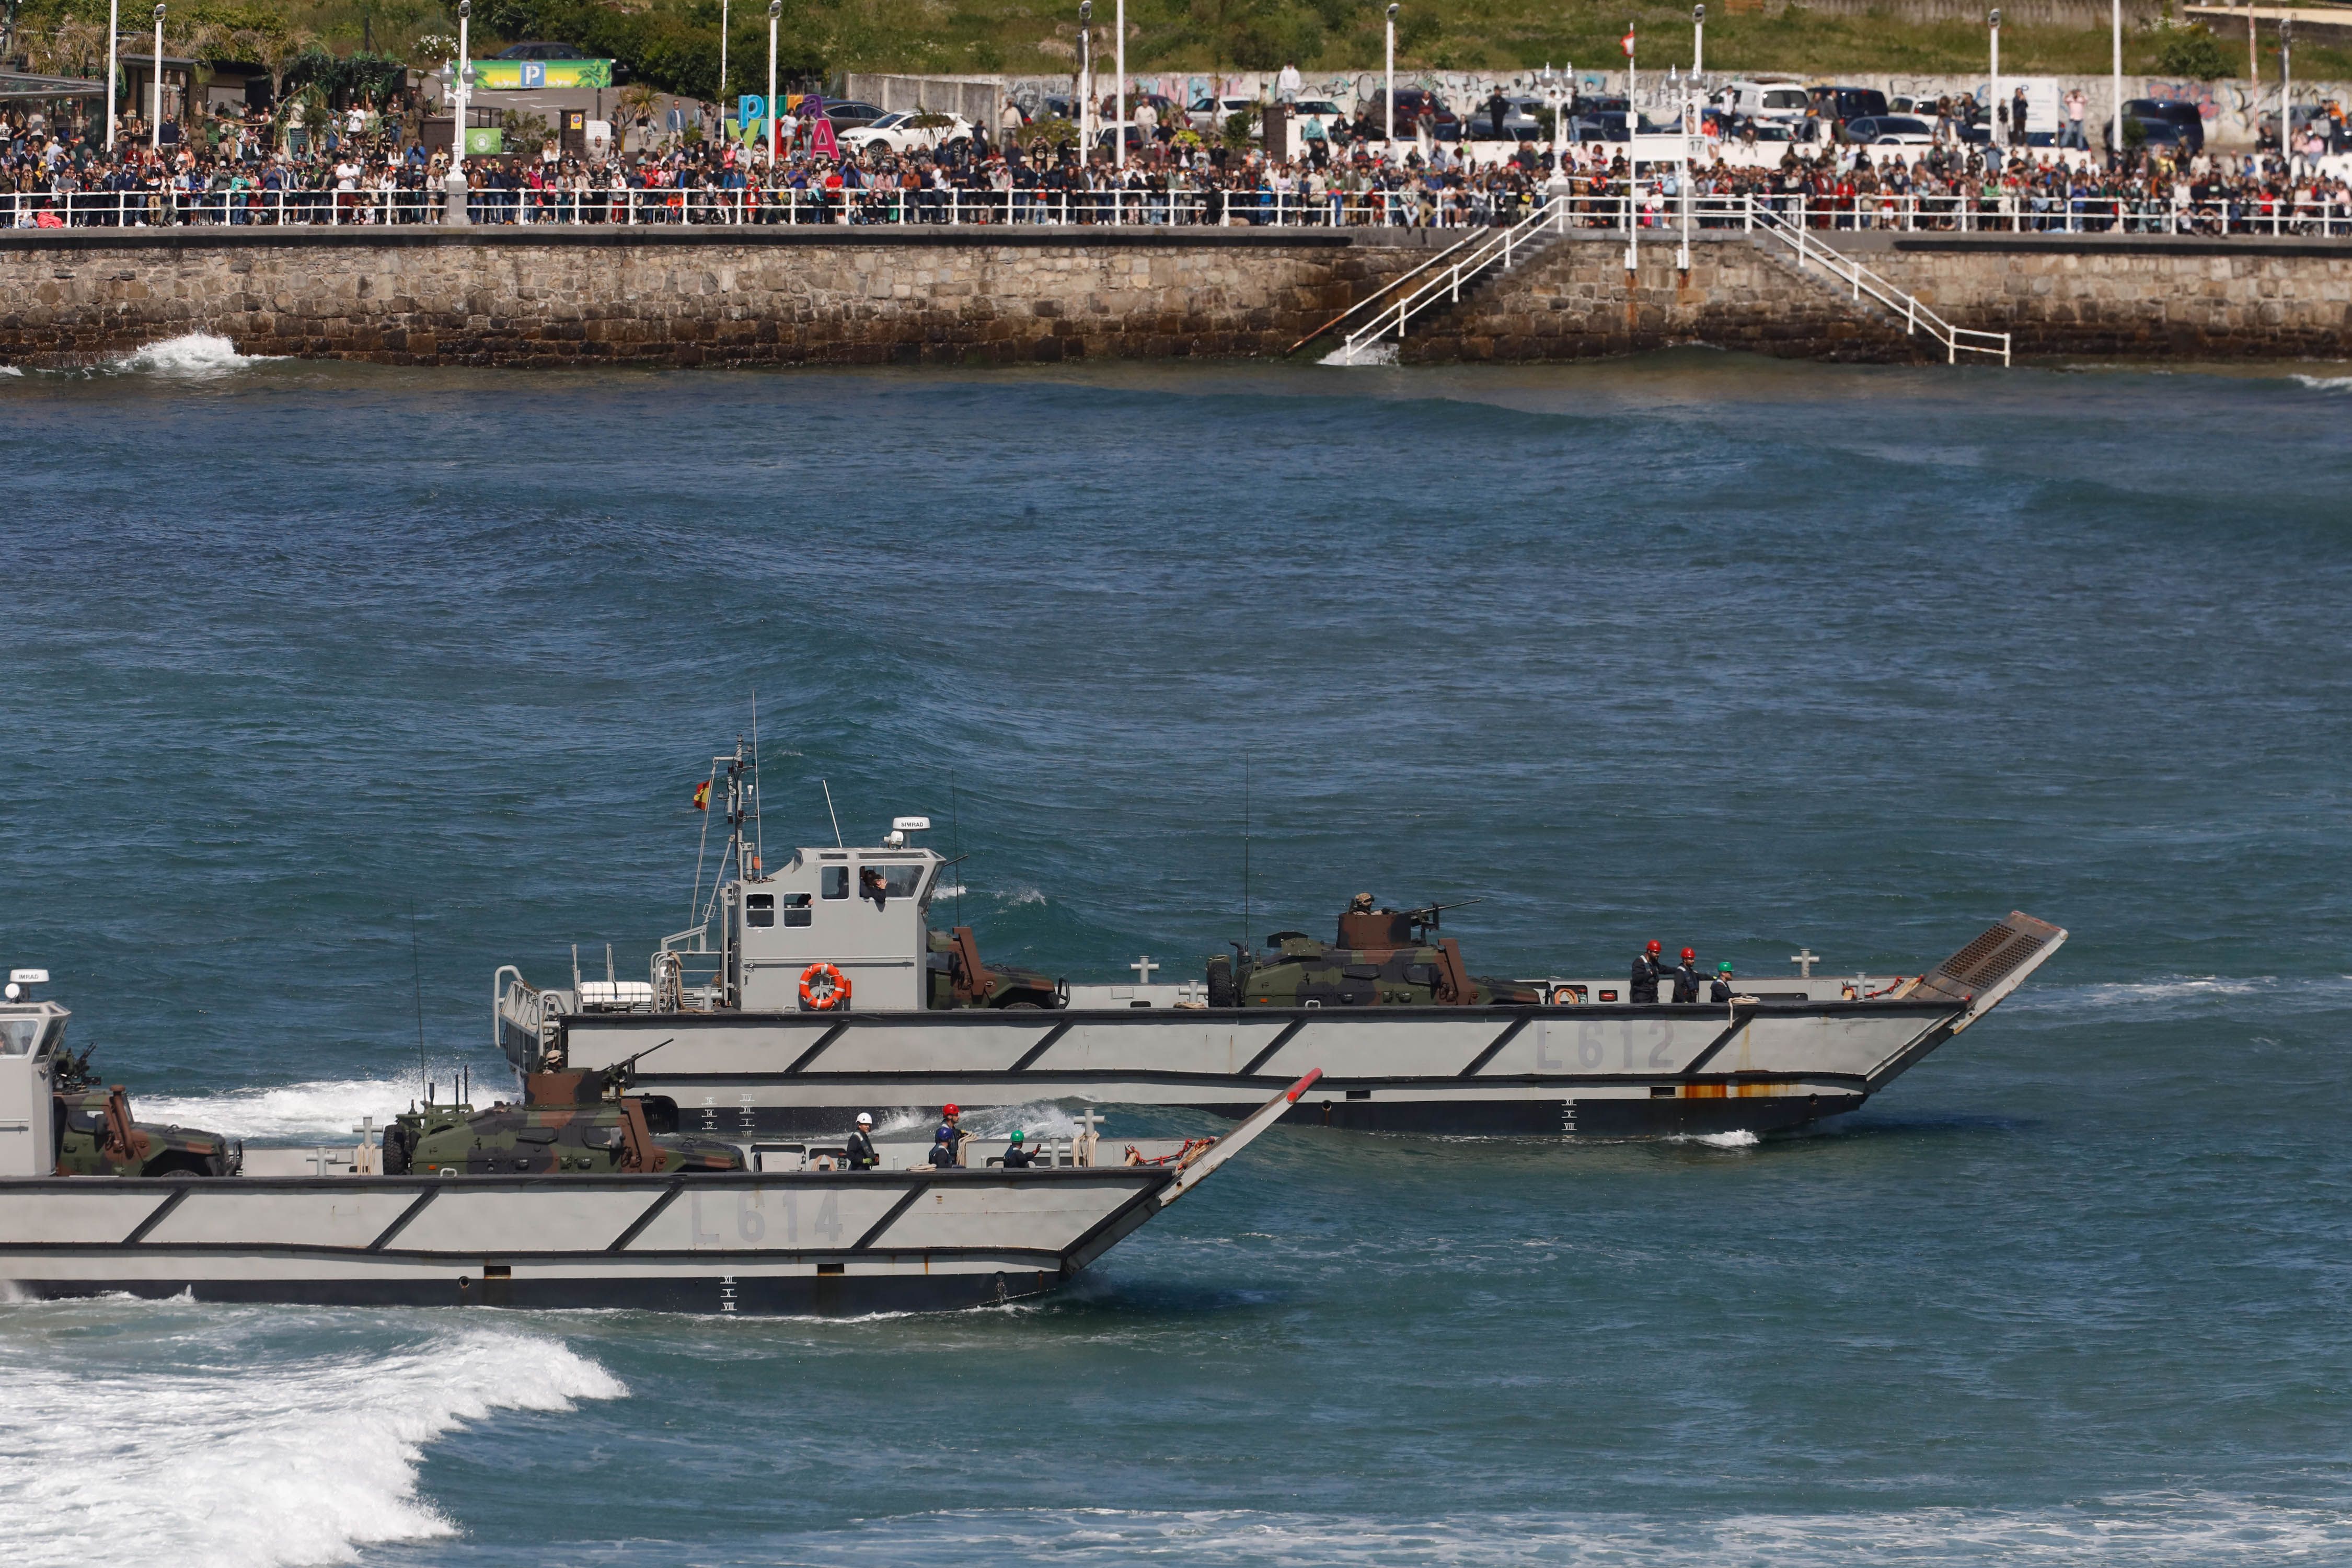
[1746,198,2011,366]
[1282,222,1500,356]
[1334,196,1562,361]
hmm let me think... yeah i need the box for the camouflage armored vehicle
[1206,899,1547,1009]
[383,1046,745,1176]
[51,1046,238,1178]
[926,925,1065,1010]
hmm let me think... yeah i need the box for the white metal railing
[1743,200,2011,365]
[1335,196,1564,359]
[9,183,2352,238]
[0,185,1549,232]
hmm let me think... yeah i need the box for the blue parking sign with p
[521,62,545,87]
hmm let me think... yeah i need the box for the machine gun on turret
[523,1037,673,1108]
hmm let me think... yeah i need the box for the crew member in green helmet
[1000,1128,1035,1169]
[1709,960,1737,1005]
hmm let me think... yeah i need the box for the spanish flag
[691,779,712,811]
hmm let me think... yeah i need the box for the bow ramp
[1911,911,2068,1032]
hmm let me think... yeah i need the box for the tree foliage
[2152,25,2233,82]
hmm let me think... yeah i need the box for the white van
[1719,79,1810,123]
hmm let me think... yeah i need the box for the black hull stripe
[605,1181,685,1252]
[120,1186,192,1243]
[366,1189,439,1251]
[1456,1016,1532,1078]
[632,1067,1877,1092]
[564,999,1955,1031]
[0,1270,1068,1316]
[0,1241,1075,1264]
[850,1185,929,1251]
[1008,1021,1075,1072]
[785,1023,850,1074]
[1238,1018,1310,1076]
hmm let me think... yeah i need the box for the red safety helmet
[942,1103,961,1117]
[1646,940,1662,953]
[1682,948,1696,961]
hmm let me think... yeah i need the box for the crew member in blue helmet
[927,1125,959,1169]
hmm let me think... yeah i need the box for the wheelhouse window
[823,867,849,900]
[0,1018,44,1056]
[746,893,776,928]
[859,863,926,907]
[783,893,813,928]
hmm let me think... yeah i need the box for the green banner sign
[464,126,504,155]
[471,59,614,90]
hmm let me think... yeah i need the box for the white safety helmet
[855,1112,873,1126]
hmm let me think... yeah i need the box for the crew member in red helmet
[1670,947,1702,1004]
[1631,940,1668,1004]
[934,1102,968,1165]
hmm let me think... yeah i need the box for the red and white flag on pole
[1621,27,1637,56]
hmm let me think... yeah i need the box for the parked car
[1291,97,1345,121]
[2122,97,2206,154]
[811,98,886,132]
[1358,87,1461,141]
[840,111,976,156]
[1808,85,1890,129]
[1462,92,1547,140]
[1719,79,1809,123]
[1189,94,1260,132]
[1842,114,1936,147]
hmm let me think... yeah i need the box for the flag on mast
[692,779,712,811]
[1621,26,1637,56]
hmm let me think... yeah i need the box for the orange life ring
[799,962,851,1011]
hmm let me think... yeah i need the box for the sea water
[3,344,2349,1566]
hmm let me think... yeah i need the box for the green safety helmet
[1008,1129,1024,1144]
[1718,961,1735,974]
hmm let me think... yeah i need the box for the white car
[1718,79,1809,124]
[1189,95,1260,133]
[840,111,975,156]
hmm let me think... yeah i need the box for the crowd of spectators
[5,88,2349,236]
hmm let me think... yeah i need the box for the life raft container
[799,962,851,1011]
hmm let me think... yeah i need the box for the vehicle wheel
[140,1152,215,1179]
[1206,956,1237,1008]
[1002,1001,1042,1010]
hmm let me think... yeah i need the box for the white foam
[1687,1128,1760,1149]
[2291,373,2352,391]
[2008,974,2352,1023]
[0,1311,625,1568]
[110,332,275,376]
[747,1498,2352,1564]
[1322,340,1399,366]
[136,1075,499,1144]
[0,364,22,376]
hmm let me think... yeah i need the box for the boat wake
[2006,974,2352,1023]
[2291,373,2352,393]
[0,1305,625,1568]
[137,1074,499,1144]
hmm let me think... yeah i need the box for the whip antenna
[951,770,963,926]
[751,691,764,871]
[410,897,427,1104]
[1242,752,1251,954]
[821,779,844,848]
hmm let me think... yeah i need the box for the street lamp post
[1692,3,1704,79]
[446,0,471,224]
[148,3,162,153]
[1078,1,1092,157]
[1987,8,2001,153]
[2280,19,2293,161]
[1114,0,1125,165]
[105,0,119,148]
[720,0,730,108]
[2109,0,2121,164]
[1385,4,1397,150]
[766,0,780,163]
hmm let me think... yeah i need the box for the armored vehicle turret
[1205,898,1546,1009]
[383,1043,746,1176]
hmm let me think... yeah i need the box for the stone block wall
[0,228,1421,368]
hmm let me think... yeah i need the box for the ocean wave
[1674,1128,1761,1150]
[111,332,276,377]
[0,1309,625,1568]
[1323,341,1399,367]
[2290,373,2352,393]
[136,1075,499,1144]
[736,1497,2352,1564]
[0,363,22,376]
[2004,974,2352,1023]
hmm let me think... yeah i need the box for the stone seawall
[1404,230,2352,365]
[0,228,1420,367]
[5,226,2349,368]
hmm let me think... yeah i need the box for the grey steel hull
[0,1168,1176,1316]
[521,998,1953,1140]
